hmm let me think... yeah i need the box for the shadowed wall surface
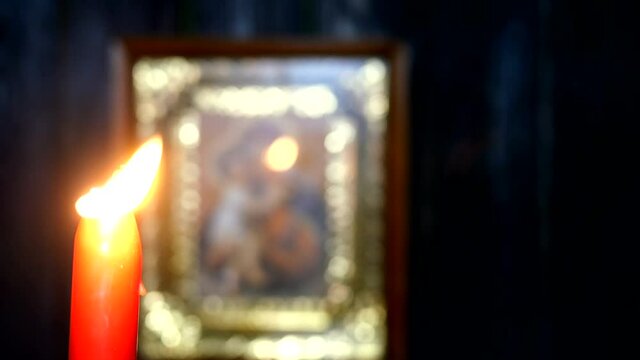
[1,0,638,359]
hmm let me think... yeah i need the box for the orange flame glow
[75,136,163,221]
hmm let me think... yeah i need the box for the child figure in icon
[201,122,326,297]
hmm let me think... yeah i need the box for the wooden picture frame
[112,39,408,360]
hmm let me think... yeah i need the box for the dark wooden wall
[1,0,637,359]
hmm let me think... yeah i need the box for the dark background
[1,0,637,359]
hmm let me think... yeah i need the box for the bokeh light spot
[263,136,299,172]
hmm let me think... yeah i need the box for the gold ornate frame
[112,39,408,360]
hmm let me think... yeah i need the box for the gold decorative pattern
[133,57,389,359]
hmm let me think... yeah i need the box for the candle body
[69,214,141,360]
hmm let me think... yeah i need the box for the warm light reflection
[291,85,338,117]
[263,136,299,172]
[324,121,355,154]
[276,336,303,360]
[75,136,163,225]
[194,85,338,118]
[178,122,200,147]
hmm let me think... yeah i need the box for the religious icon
[117,39,407,360]
[199,121,327,298]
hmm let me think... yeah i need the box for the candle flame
[76,136,163,221]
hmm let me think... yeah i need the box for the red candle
[69,137,162,360]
